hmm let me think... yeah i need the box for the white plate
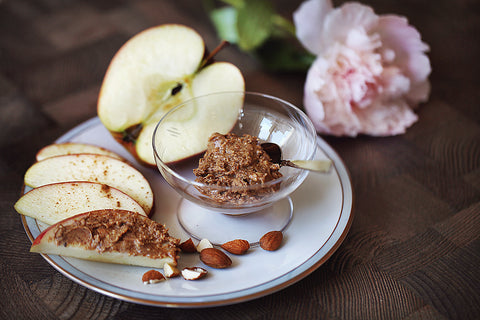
[22,117,353,307]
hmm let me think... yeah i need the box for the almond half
[142,269,165,284]
[164,263,180,278]
[179,238,197,253]
[181,267,208,280]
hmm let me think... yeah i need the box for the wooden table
[1,0,478,319]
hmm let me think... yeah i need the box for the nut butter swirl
[54,209,180,260]
[193,133,282,204]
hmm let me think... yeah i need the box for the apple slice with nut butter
[30,209,180,269]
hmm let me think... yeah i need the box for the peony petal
[376,15,431,83]
[303,59,327,121]
[305,61,362,136]
[379,67,411,99]
[354,100,418,136]
[345,28,381,52]
[293,0,333,55]
[322,3,378,52]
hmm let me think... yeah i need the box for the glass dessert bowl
[152,91,318,244]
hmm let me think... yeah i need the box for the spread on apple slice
[36,142,123,161]
[31,209,180,268]
[15,181,147,225]
[97,24,245,166]
[24,154,154,215]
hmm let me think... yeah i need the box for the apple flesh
[36,143,123,161]
[31,209,179,268]
[24,154,153,215]
[97,24,245,166]
[15,181,147,225]
[151,66,245,164]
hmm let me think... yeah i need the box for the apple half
[15,181,147,225]
[31,209,180,268]
[97,24,245,166]
[36,143,123,161]
[24,154,153,215]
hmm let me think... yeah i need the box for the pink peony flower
[293,0,431,136]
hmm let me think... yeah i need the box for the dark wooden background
[1,0,479,319]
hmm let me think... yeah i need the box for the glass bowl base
[177,197,293,246]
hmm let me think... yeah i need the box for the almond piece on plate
[30,209,180,268]
[221,239,250,255]
[181,267,208,280]
[259,231,283,251]
[179,238,197,253]
[142,270,165,284]
[200,248,232,269]
[164,263,180,278]
[196,238,213,252]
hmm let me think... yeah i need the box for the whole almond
[178,238,197,253]
[259,231,283,251]
[200,248,232,268]
[221,239,250,255]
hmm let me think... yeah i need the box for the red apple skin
[31,226,48,246]
[31,210,159,247]
[110,131,156,168]
[31,211,101,248]
[31,214,70,247]
[36,142,123,162]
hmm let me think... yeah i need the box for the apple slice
[31,209,180,268]
[14,181,147,225]
[36,143,123,161]
[97,24,245,166]
[24,154,153,215]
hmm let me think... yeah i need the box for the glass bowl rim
[152,90,318,191]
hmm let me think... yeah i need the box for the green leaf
[210,7,239,43]
[204,0,314,72]
[254,38,315,72]
[271,14,296,37]
[236,0,275,51]
[219,0,244,8]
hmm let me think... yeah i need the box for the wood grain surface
[1,0,479,319]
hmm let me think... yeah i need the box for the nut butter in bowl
[152,91,319,244]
